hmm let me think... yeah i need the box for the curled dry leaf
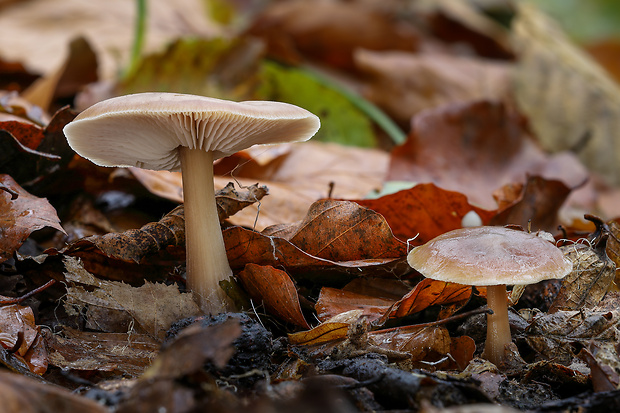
[225,226,411,283]
[0,174,64,263]
[354,183,496,244]
[237,264,309,329]
[316,287,395,323]
[389,279,472,319]
[0,304,48,375]
[263,199,406,261]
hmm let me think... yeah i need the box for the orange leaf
[390,279,472,319]
[288,322,350,346]
[0,174,65,263]
[315,287,395,322]
[354,183,496,244]
[237,264,310,329]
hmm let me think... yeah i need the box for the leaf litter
[2,1,620,412]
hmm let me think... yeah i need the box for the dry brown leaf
[387,100,587,211]
[237,264,309,329]
[512,3,620,185]
[44,327,159,378]
[550,236,615,313]
[389,279,472,319]
[0,174,64,263]
[315,287,396,322]
[0,0,217,80]
[263,199,406,261]
[0,370,108,413]
[369,324,451,362]
[0,304,48,375]
[246,0,418,69]
[63,256,201,341]
[355,49,511,124]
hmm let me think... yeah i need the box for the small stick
[0,279,57,305]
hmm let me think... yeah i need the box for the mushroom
[63,92,320,314]
[407,226,572,367]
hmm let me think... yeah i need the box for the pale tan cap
[63,92,321,171]
[407,226,572,286]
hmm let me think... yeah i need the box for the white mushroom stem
[483,284,512,367]
[179,147,234,314]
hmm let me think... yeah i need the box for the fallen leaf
[355,49,511,124]
[578,347,619,393]
[524,308,620,365]
[512,3,620,185]
[237,264,309,329]
[354,183,496,244]
[0,370,108,413]
[247,0,418,69]
[263,199,406,261]
[490,175,574,231]
[144,318,242,378]
[0,305,48,375]
[550,234,615,312]
[0,174,64,263]
[315,287,396,322]
[44,327,159,378]
[389,279,472,319]
[225,225,411,283]
[288,320,350,347]
[369,324,451,362]
[387,100,587,211]
[63,256,201,341]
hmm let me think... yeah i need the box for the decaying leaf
[44,327,159,378]
[0,370,107,413]
[524,308,620,366]
[550,220,615,312]
[263,199,406,261]
[63,256,201,341]
[315,287,396,323]
[512,3,620,185]
[0,174,65,263]
[0,304,48,375]
[237,264,309,329]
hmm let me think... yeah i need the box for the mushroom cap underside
[63,93,321,172]
[407,226,573,286]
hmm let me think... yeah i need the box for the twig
[0,279,57,305]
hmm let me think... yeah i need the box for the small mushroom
[407,226,572,367]
[63,93,320,314]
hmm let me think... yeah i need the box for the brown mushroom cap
[63,92,320,171]
[407,226,572,286]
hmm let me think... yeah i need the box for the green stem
[126,0,147,78]
[302,67,407,145]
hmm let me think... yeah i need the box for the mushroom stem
[179,147,234,314]
[483,284,511,367]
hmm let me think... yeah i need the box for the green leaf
[256,61,377,147]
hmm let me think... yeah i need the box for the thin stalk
[180,147,234,314]
[126,0,147,77]
[483,284,512,366]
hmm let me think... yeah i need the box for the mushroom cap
[407,226,572,286]
[63,93,321,171]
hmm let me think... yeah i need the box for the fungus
[407,226,572,367]
[63,92,320,314]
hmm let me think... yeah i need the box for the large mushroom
[407,226,572,367]
[63,92,320,314]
